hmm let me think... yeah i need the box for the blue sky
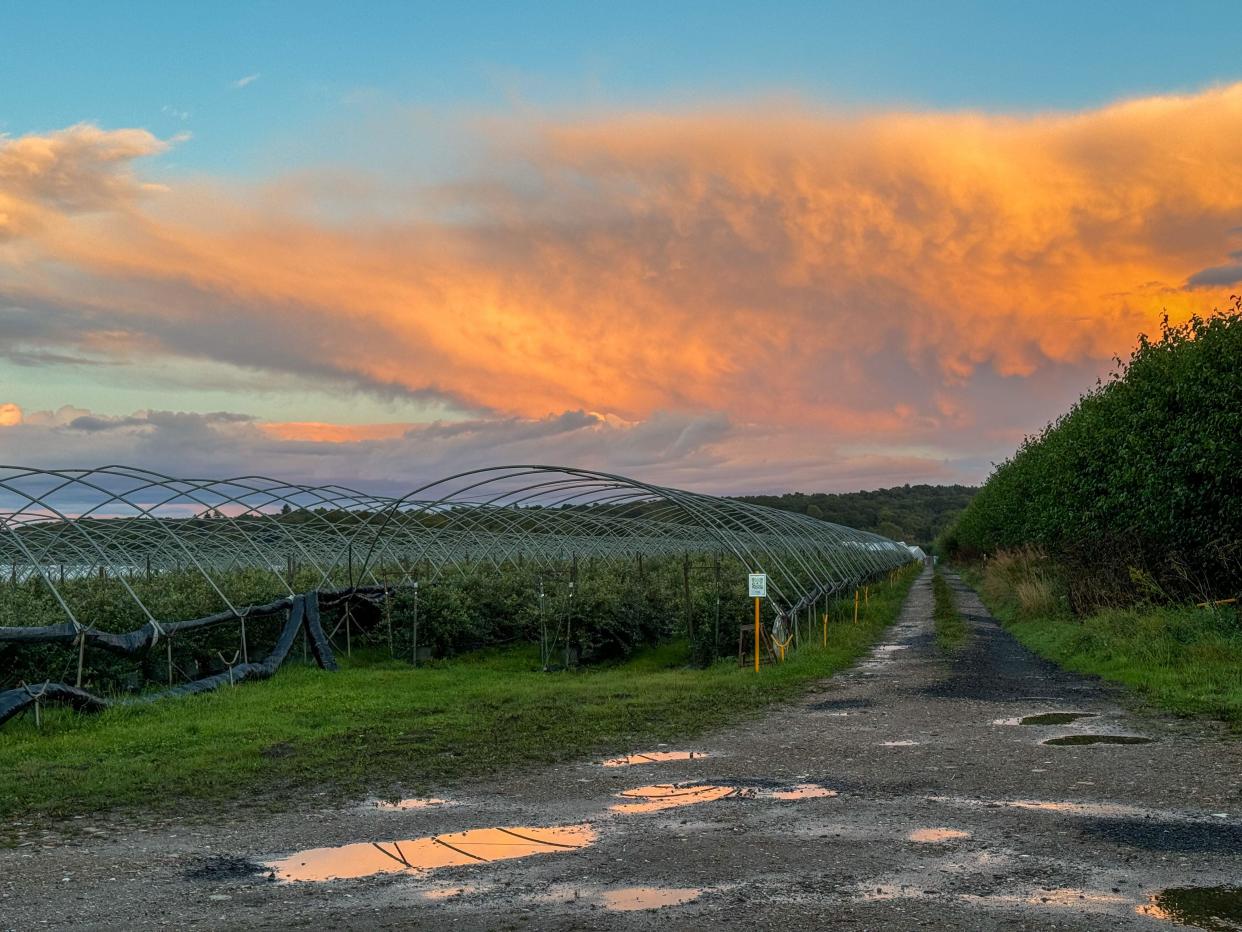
[5,1,1242,176]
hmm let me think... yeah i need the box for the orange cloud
[260,421,415,443]
[4,86,1242,444]
[0,403,22,427]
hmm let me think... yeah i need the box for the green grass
[0,564,921,829]
[963,566,1242,728]
[932,568,968,650]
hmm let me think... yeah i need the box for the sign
[748,573,768,598]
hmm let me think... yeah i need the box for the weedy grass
[932,568,968,650]
[964,559,1242,729]
[0,564,920,827]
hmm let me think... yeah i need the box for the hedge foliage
[940,301,1242,607]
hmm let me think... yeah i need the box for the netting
[0,465,915,727]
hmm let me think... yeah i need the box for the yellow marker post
[749,572,766,673]
[853,589,859,625]
[753,597,761,672]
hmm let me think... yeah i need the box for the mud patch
[1019,712,1098,725]
[373,797,451,811]
[1042,734,1151,746]
[183,855,266,882]
[601,751,708,767]
[1137,886,1242,930]
[807,697,871,711]
[1079,817,1242,853]
[263,823,596,882]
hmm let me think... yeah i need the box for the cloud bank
[3,85,1241,489]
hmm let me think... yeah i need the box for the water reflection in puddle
[1042,735,1152,746]
[612,782,836,813]
[374,797,450,811]
[540,884,705,912]
[881,740,919,747]
[769,783,839,800]
[603,886,704,911]
[1136,886,1242,930]
[907,827,971,843]
[264,824,596,882]
[601,751,708,767]
[611,784,741,813]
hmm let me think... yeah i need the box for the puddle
[601,751,708,767]
[373,797,450,811]
[1136,887,1242,930]
[1019,712,1097,726]
[602,886,704,911]
[1042,734,1152,746]
[907,828,971,843]
[611,784,743,813]
[808,697,871,711]
[881,740,919,747]
[263,823,596,882]
[1003,799,1148,817]
[611,782,836,813]
[769,783,839,800]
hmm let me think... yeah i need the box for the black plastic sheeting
[0,590,340,727]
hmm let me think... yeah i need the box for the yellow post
[853,589,859,625]
[753,597,760,673]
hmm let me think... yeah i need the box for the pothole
[1042,735,1152,746]
[262,823,596,882]
[1136,886,1242,930]
[1019,712,1098,725]
[907,827,971,843]
[373,797,451,811]
[601,751,708,767]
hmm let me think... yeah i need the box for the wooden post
[75,629,87,688]
[410,582,420,667]
[853,589,859,625]
[682,553,693,642]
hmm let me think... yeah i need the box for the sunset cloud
[2,84,1240,487]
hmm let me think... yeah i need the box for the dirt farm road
[5,568,1241,930]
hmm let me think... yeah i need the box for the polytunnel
[0,465,916,725]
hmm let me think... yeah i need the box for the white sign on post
[748,573,768,598]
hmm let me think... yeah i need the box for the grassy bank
[962,552,1242,728]
[932,568,967,650]
[0,563,920,827]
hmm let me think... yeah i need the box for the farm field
[0,564,921,827]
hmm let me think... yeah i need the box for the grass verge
[962,553,1242,729]
[0,563,921,828]
[932,568,968,650]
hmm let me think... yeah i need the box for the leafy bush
[941,302,1242,608]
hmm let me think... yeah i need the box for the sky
[2,2,1242,495]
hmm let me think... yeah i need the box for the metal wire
[0,464,917,630]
